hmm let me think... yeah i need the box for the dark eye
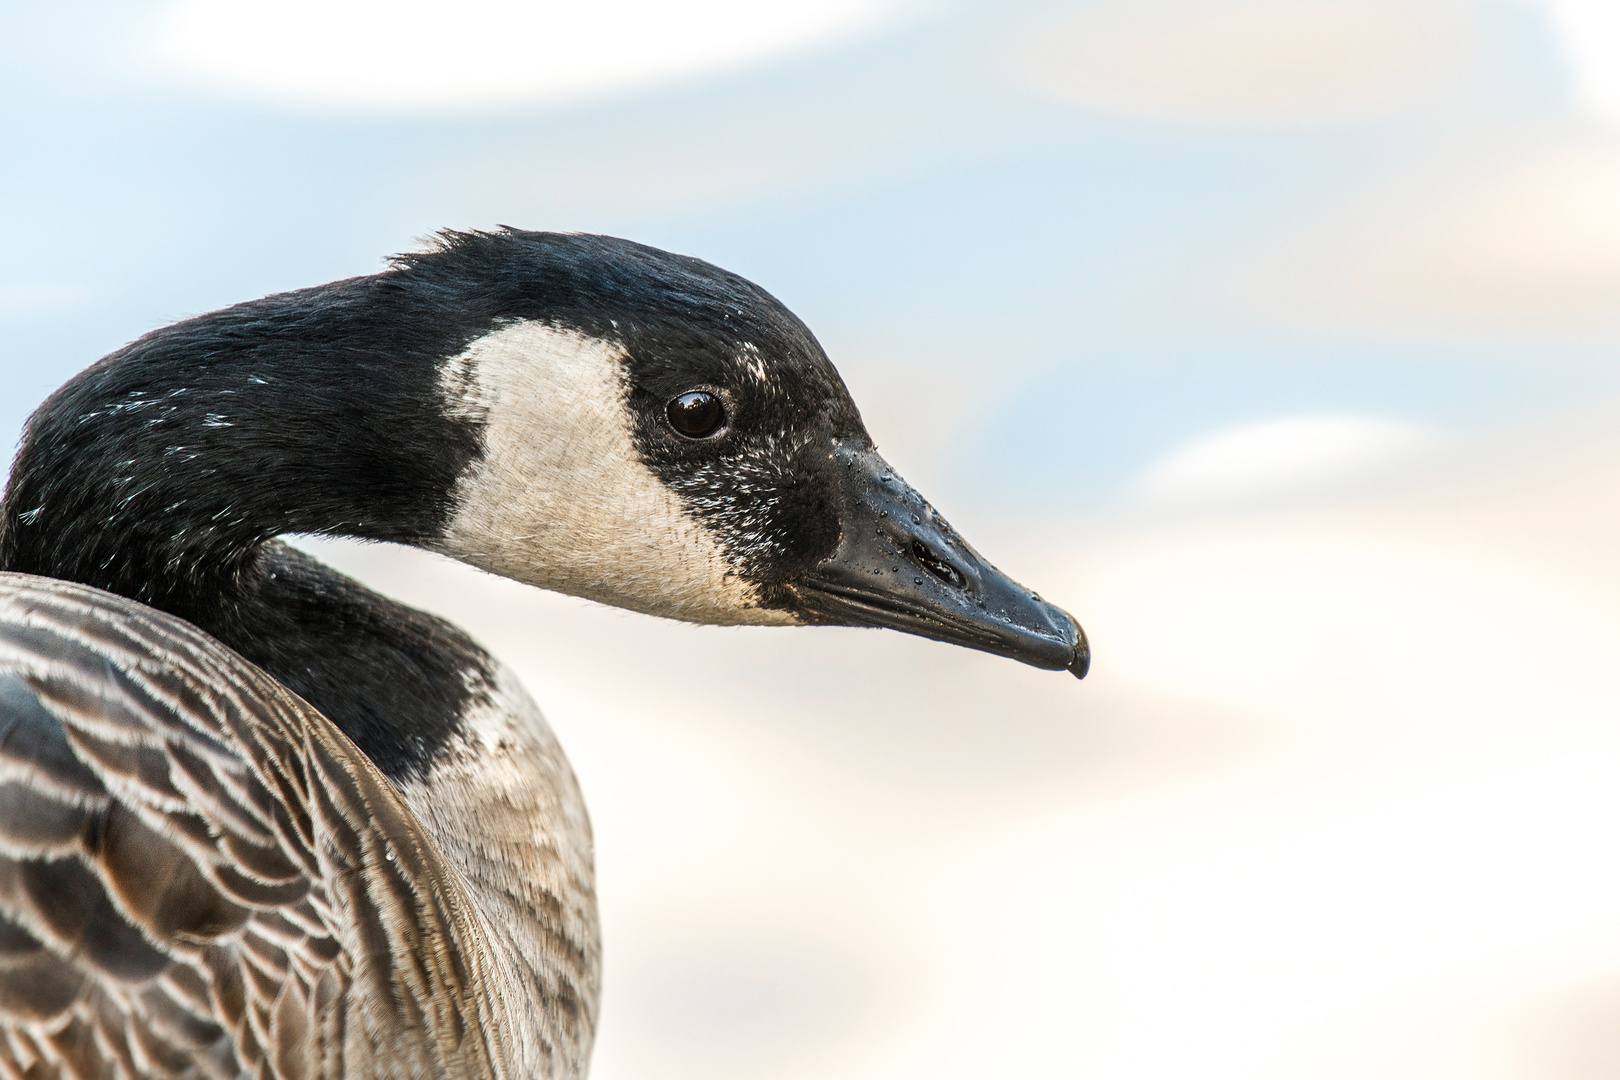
[666,391,726,438]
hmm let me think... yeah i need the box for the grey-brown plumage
[0,573,595,1079]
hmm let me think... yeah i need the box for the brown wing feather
[0,573,509,1080]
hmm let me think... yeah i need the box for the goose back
[0,572,577,1079]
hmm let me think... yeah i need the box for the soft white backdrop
[3,1,1619,1076]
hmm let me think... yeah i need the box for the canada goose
[0,229,1086,1078]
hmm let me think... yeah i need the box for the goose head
[0,229,1086,677]
[420,231,1088,676]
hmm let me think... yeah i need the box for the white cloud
[1535,0,1620,126]
[1007,0,1476,126]
[1247,138,1620,338]
[1133,415,1444,507]
[149,0,901,113]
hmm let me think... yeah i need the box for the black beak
[792,444,1089,679]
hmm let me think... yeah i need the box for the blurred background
[4,1,1620,1076]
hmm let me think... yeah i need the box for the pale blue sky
[2,0,1614,517]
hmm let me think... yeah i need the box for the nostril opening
[911,540,965,588]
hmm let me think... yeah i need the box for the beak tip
[1066,620,1090,680]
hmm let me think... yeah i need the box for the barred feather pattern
[0,572,589,1079]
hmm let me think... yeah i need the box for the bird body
[0,571,589,1078]
[0,230,1085,1077]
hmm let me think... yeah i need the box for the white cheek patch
[432,320,796,626]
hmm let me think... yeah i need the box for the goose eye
[666,391,726,438]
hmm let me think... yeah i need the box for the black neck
[0,273,493,781]
[0,273,484,617]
